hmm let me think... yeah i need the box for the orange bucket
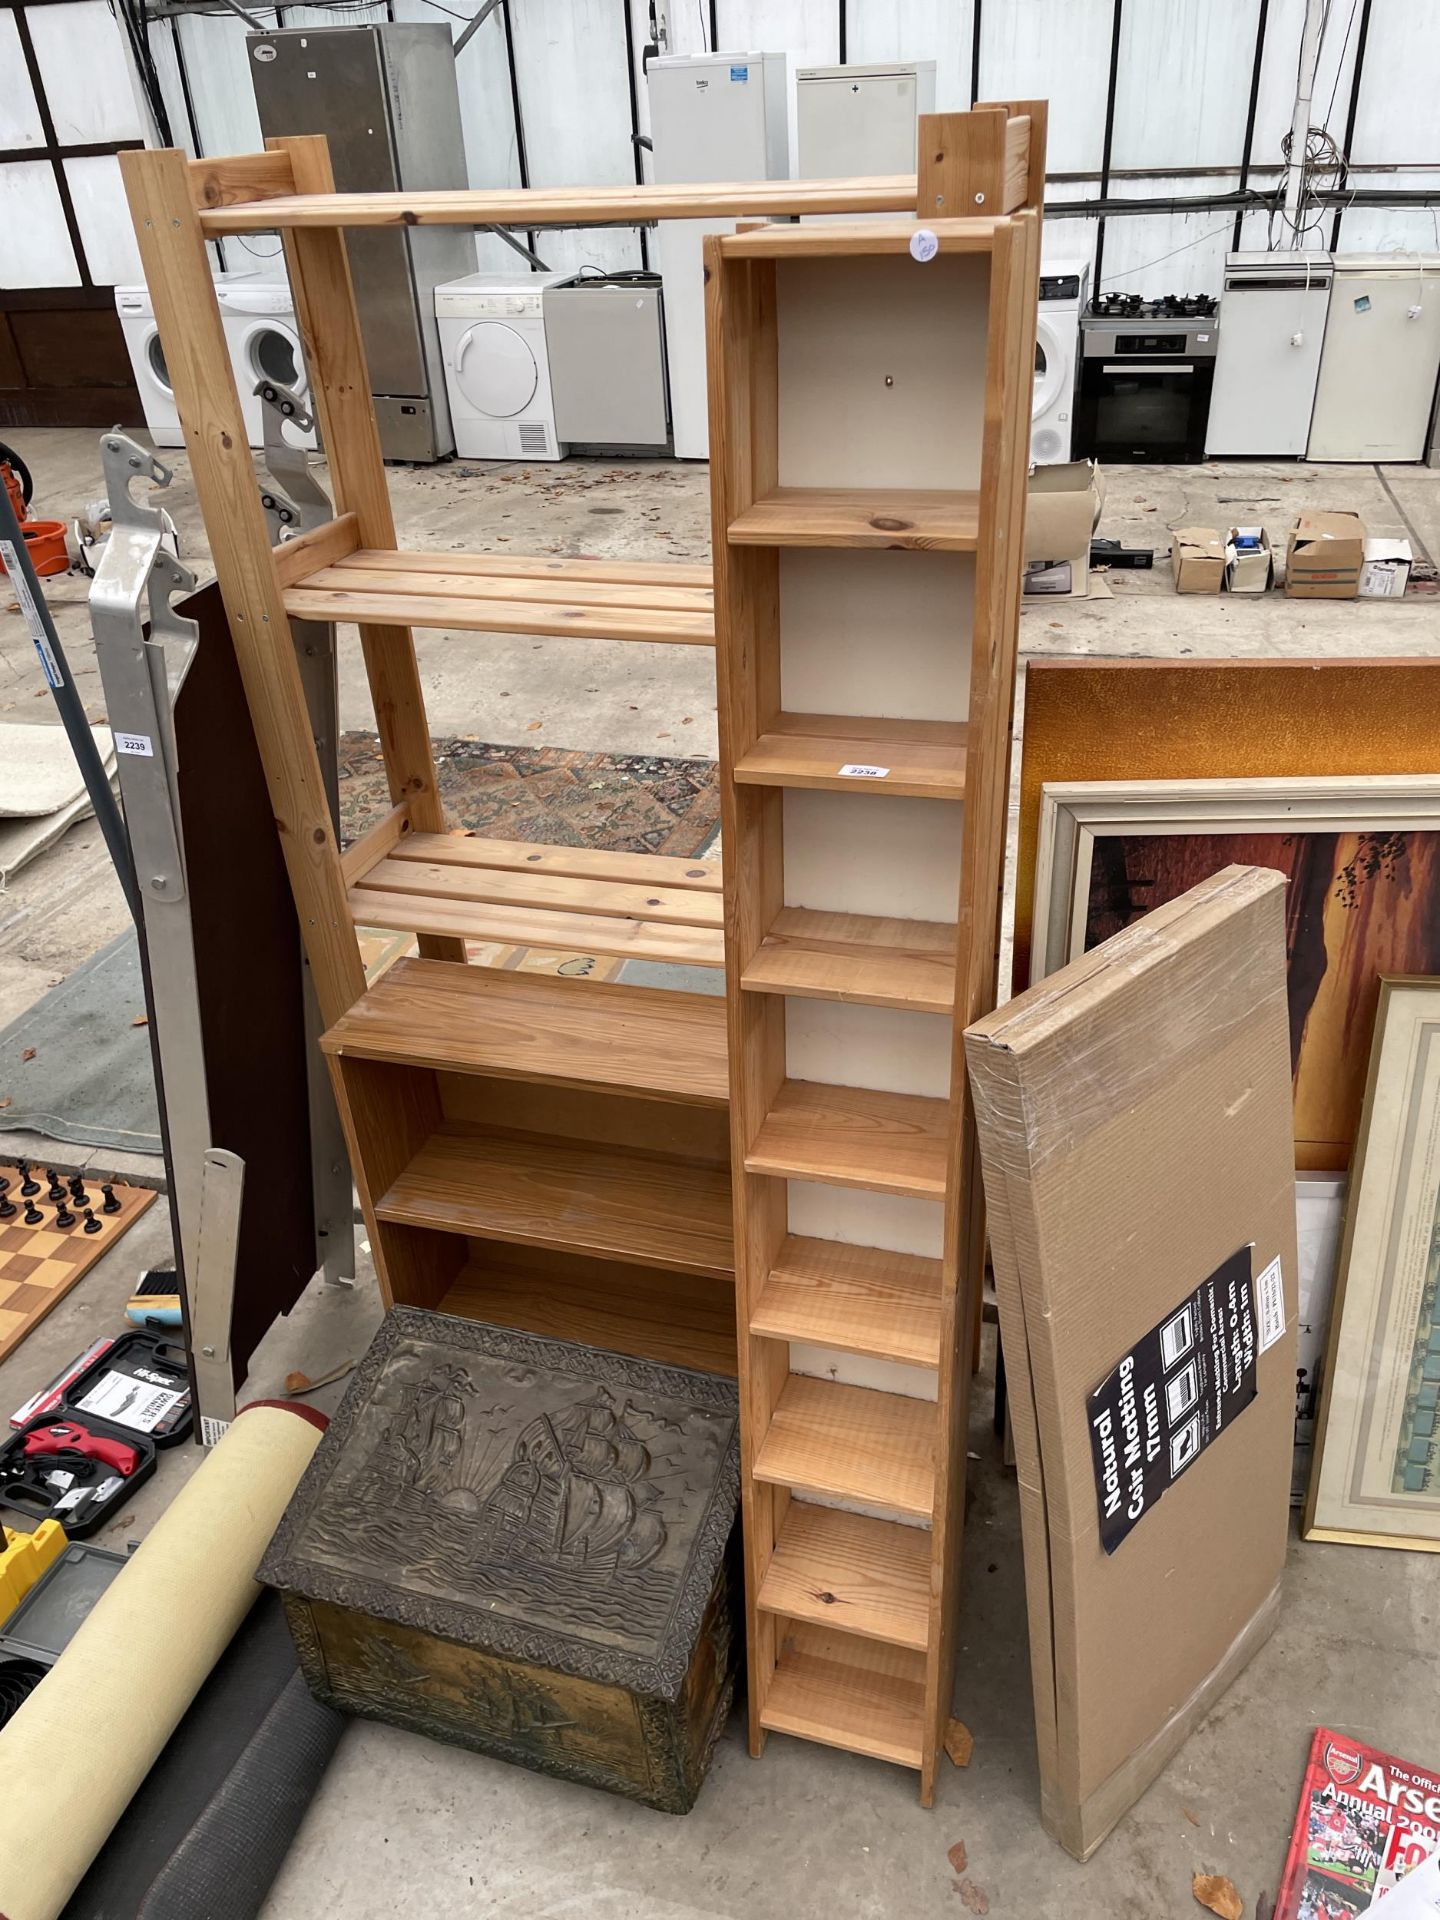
[21,518,69,577]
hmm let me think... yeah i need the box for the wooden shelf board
[357,851,722,931]
[441,1255,737,1379]
[751,1235,942,1367]
[387,833,720,894]
[753,1374,935,1517]
[760,1623,926,1769]
[745,1080,950,1199]
[733,713,966,801]
[758,1503,931,1650]
[728,488,980,552]
[284,578,713,646]
[349,888,724,969]
[742,908,956,1013]
[321,957,729,1107]
[377,1124,734,1279]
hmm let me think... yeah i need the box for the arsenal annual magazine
[1278,1729,1440,1917]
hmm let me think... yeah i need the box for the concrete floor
[2,431,1440,1916]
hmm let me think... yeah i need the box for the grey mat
[0,930,160,1154]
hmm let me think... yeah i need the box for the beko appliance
[1076,293,1219,464]
[1032,259,1089,465]
[436,273,575,461]
[1308,253,1440,462]
[1206,252,1332,457]
[247,23,477,462]
[795,62,935,177]
[647,51,788,459]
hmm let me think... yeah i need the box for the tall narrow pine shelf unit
[706,116,1043,1801]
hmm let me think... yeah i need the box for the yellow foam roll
[0,1401,324,1920]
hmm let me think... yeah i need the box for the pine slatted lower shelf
[753,1374,935,1517]
[320,958,729,1106]
[761,1624,927,1769]
[440,1255,737,1378]
[758,1503,930,1650]
[750,1235,942,1366]
[727,487,981,553]
[741,908,956,1013]
[732,713,967,801]
[745,1080,950,1197]
[376,1123,734,1278]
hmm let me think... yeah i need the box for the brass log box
[260,1308,740,1813]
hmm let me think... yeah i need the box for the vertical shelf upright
[706,107,1043,1802]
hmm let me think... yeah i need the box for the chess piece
[18,1163,39,1199]
[100,1184,121,1216]
[46,1171,66,1203]
[22,1201,43,1226]
[82,1209,102,1236]
[54,1202,76,1230]
[68,1176,90,1209]
[0,1194,14,1221]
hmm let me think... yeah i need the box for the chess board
[0,1167,157,1364]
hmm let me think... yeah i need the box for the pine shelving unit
[706,105,1044,1802]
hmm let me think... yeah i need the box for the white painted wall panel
[1111,0,1255,170]
[65,154,144,284]
[28,1,146,142]
[1101,173,1242,298]
[0,161,78,287]
[177,15,263,160]
[978,0,1111,172]
[845,0,972,111]
[1348,0,1440,163]
[1335,171,1440,254]
[0,15,45,149]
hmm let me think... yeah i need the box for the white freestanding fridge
[648,52,789,460]
[1308,253,1440,462]
[1205,253,1332,458]
[795,62,935,178]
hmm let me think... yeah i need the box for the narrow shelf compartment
[758,1503,930,1650]
[376,1123,734,1279]
[753,1374,935,1517]
[742,908,956,1013]
[745,1080,949,1198]
[733,713,966,801]
[751,1235,942,1367]
[321,957,729,1107]
[728,487,980,552]
[440,1254,737,1378]
[761,1623,926,1769]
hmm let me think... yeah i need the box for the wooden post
[120,146,367,1030]
[270,134,466,966]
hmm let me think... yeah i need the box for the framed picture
[1031,775,1440,1169]
[1305,978,1440,1550]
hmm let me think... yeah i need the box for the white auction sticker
[115,731,155,758]
[0,539,63,689]
[909,228,939,263]
[838,763,890,780]
[1254,1254,1286,1355]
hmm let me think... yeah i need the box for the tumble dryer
[1032,259,1089,465]
[435,273,575,461]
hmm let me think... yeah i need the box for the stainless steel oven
[1075,300,1219,464]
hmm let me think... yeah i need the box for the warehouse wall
[3,0,1439,295]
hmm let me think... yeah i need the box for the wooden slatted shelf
[757,1503,931,1650]
[441,1254,738,1378]
[727,487,981,552]
[750,1236,942,1367]
[760,1625,927,1769]
[376,1123,734,1278]
[284,573,714,645]
[745,1081,950,1198]
[741,908,957,1014]
[321,957,729,1107]
[733,714,967,801]
[752,1375,935,1517]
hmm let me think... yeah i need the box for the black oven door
[1076,358,1214,463]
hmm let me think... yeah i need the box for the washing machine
[435,272,575,461]
[217,276,316,451]
[116,281,191,448]
[1032,259,1089,465]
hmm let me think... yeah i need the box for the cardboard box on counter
[1359,536,1413,598]
[1226,525,1274,595]
[964,866,1297,1862]
[1025,460,1106,599]
[1170,527,1225,594]
[1285,509,1365,598]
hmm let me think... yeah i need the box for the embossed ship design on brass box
[261,1309,740,1810]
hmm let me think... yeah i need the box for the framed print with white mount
[1031,776,1440,1170]
[1305,978,1440,1550]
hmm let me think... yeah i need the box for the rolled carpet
[0,1402,326,1920]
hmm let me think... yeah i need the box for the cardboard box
[1225,525,1273,594]
[1285,509,1365,598]
[965,866,1297,1861]
[1025,460,1106,599]
[1170,527,1225,594]
[1359,536,1413,598]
